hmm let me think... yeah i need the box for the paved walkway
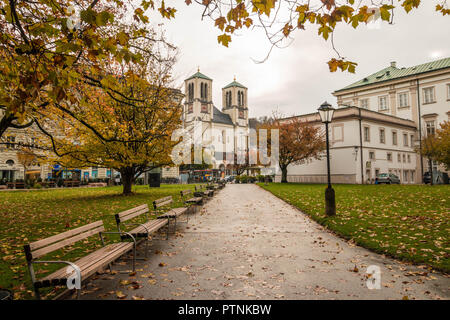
[81,184,449,300]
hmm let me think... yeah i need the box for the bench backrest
[153,196,173,210]
[115,204,149,225]
[180,189,192,197]
[24,220,105,262]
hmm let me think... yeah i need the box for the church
[182,69,251,173]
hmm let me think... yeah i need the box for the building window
[411,171,415,182]
[6,136,15,149]
[226,91,232,107]
[369,151,375,160]
[200,83,208,100]
[398,92,409,108]
[447,84,450,100]
[410,134,414,147]
[403,133,408,146]
[403,170,408,183]
[407,154,411,163]
[188,83,194,102]
[360,99,369,109]
[423,87,435,104]
[379,128,385,144]
[378,96,388,111]
[363,126,370,142]
[425,120,436,135]
[397,153,401,162]
[392,131,397,145]
[403,154,406,163]
[387,152,392,162]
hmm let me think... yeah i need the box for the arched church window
[188,83,194,102]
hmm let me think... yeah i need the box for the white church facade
[182,70,250,172]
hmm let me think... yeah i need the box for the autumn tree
[42,37,182,194]
[260,115,325,183]
[17,148,38,180]
[0,0,178,139]
[419,121,450,182]
[433,121,450,169]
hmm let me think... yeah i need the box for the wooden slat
[117,207,148,222]
[41,242,133,282]
[29,221,104,251]
[129,219,168,235]
[154,196,172,204]
[32,226,105,259]
[117,204,148,219]
[154,199,173,208]
[181,189,192,195]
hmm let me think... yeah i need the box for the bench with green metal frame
[23,220,136,299]
[115,204,169,260]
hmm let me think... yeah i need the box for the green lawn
[0,184,200,299]
[258,183,450,273]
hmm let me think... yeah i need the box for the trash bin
[0,289,13,300]
[148,172,161,188]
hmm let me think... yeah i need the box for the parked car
[423,171,449,184]
[224,175,235,182]
[375,173,400,184]
[423,171,432,184]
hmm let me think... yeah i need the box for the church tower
[222,78,248,127]
[184,69,213,122]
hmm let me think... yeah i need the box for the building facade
[277,57,450,184]
[183,70,250,171]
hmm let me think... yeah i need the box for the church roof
[212,106,233,125]
[185,71,212,81]
[223,80,247,89]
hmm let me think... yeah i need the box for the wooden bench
[7,182,25,189]
[194,184,213,198]
[181,189,203,206]
[23,220,136,299]
[154,196,188,233]
[63,180,80,188]
[115,204,169,259]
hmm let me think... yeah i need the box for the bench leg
[76,288,81,300]
[34,286,41,300]
[166,220,170,240]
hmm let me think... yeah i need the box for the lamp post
[318,101,336,216]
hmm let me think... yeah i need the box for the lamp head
[318,101,335,123]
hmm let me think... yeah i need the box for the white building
[278,57,450,184]
[183,70,250,172]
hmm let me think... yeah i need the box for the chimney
[390,61,397,68]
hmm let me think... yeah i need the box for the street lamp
[318,101,336,216]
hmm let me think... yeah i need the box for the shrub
[240,175,248,183]
[33,183,42,189]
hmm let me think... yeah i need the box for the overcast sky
[149,2,450,118]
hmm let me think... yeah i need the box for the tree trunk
[281,166,288,183]
[121,168,135,195]
[429,157,434,186]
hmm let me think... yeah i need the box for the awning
[26,170,41,174]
